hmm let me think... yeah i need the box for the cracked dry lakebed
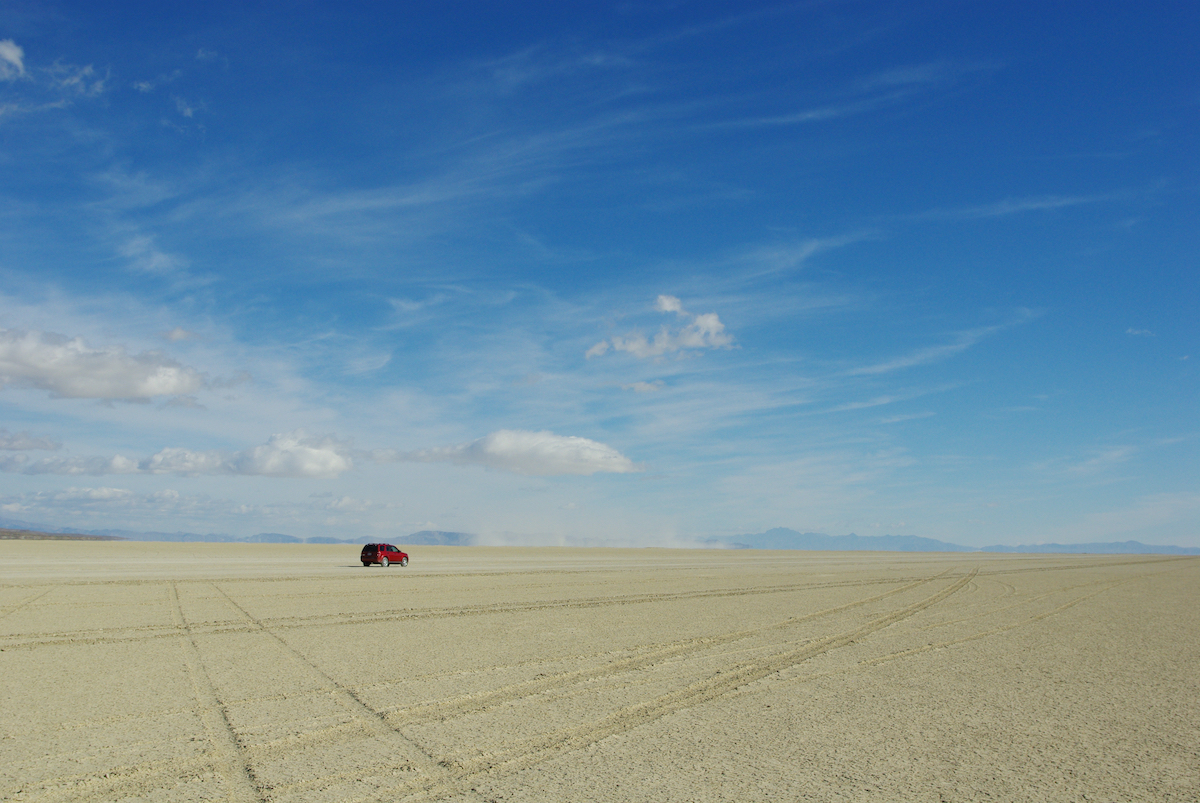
[1,542,1197,802]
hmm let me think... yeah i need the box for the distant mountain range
[977,540,1200,555]
[723,528,975,552]
[1,515,1196,554]
[721,528,1200,555]
[403,530,477,546]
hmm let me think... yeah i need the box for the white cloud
[609,313,733,358]
[228,432,353,478]
[0,453,139,475]
[408,429,638,476]
[132,69,181,93]
[1126,327,1153,336]
[138,447,228,475]
[589,297,734,360]
[0,329,204,399]
[0,429,60,450]
[0,44,109,119]
[173,95,197,118]
[0,432,353,479]
[141,432,354,478]
[655,294,684,314]
[54,486,134,501]
[0,40,25,80]
[161,327,198,341]
[47,62,106,97]
[585,340,610,358]
[623,380,664,393]
[163,395,206,409]
[320,495,392,512]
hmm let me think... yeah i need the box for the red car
[361,543,409,567]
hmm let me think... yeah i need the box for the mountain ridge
[0,515,1195,554]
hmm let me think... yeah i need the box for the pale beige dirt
[1,542,1197,802]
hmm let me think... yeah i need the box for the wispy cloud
[734,235,870,276]
[172,95,202,118]
[160,327,198,342]
[845,341,977,376]
[0,40,108,118]
[119,235,189,275]
[709,61,997,130]
[0,453,139,475]
[1041,492,1200,543]
[878,411,936,424]
[0,429,61,450]
[1061,446,1137,477]
[912,194,1112,221]
[844,312,1034,376]
[622,380,664,393]
[46,62,107,97]
[132,69,181,93]
[483,44,636,92]
[0,39,25,80]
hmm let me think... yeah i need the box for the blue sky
[0,2,1196,546]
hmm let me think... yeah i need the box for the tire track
[970,556,1186,578]
[8,554,1184,591]
[0,587,51,620]
[992,579,1017,597]
[373,568,955,730]
[230,568,956,768]
[26,586,269,803]
[9,753,228,803]
[206,583,465,801]
[918,575,1122,631]
[331,568,978,803]
[27,570,951,762]
[169,582,265,803]
[0,574,943,651]
[768,565,1188,690]
[857,577,1132,669]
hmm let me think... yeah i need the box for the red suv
[361,543,409,567]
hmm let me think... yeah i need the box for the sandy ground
[1,542,1197,802]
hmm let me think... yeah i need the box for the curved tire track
[336,568,978,803]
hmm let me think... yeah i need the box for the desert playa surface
[1,542,1197,802]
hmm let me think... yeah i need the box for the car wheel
[362,561,370,567]
[400,556,408,567]
[380,557,390,567]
